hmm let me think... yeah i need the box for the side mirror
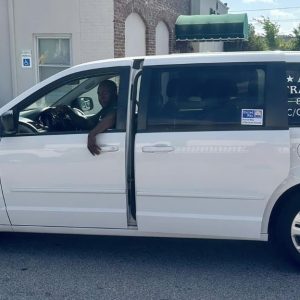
[72,97,94,112]
[0,110,17,136]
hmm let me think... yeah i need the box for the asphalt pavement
[0,233,299,300]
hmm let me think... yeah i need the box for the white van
[0,51,300,263]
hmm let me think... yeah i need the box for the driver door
[0,66,131,229]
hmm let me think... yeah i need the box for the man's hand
[87,132,101,156]
[87,112,116,156]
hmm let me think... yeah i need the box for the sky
[226,0,300,35]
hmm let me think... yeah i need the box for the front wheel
[273,197,300,264]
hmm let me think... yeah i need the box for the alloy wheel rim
[291,212,300,253]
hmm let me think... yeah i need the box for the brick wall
[114,0,190,57]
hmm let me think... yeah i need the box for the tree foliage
[257,17,280,50]
[293,24,300,50]
[246,24,267,51]
[224,17,300,52]
[224,24,266,51]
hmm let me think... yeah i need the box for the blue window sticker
[241,109,263,126]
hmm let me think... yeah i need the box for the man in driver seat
[58,79,118,155]
[87,80,118,156]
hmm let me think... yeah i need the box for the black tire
[272,196,300,264]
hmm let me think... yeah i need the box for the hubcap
[291,212,300,253]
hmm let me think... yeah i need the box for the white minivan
[0,51,300,263]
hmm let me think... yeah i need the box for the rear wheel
[273,197,300,264]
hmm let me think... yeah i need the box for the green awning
[176,14,249,41]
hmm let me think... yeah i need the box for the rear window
[144,64,266,131]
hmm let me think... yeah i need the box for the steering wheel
[38,105,85,132]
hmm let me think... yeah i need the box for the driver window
[17,73,121,135]
[26,79,89,111]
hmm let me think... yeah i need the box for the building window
[37,37,71,82]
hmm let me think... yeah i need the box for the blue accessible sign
[21,53,32,69]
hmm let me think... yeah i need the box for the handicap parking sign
[21,55,32,68]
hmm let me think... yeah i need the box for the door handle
[99,145,119,152]
[142,144,175,153]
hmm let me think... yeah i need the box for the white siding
[198,41,224,52]
[0,0,13,105]
[79,0,114,63]
[125,13,146,57]
[198,0,228,15]
[191,0,200,15]
[3,0,114,98]
[191,0,228,53]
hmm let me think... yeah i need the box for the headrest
[167,78,201,98]
[166,78,179,97]
[202,78,237,99]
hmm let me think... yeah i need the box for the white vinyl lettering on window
[287,66,300,125]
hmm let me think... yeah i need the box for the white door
[0,133,127,228]
[135,62,290,239]
[0,68,130,228]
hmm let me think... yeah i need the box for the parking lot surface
[0,233,299,300]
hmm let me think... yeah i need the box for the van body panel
[0,185,10,225]
[0,133,128,228]
[135,130,290,239]
[143,51,286,67]
[261,127,300,234]
[0,51,298,243]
